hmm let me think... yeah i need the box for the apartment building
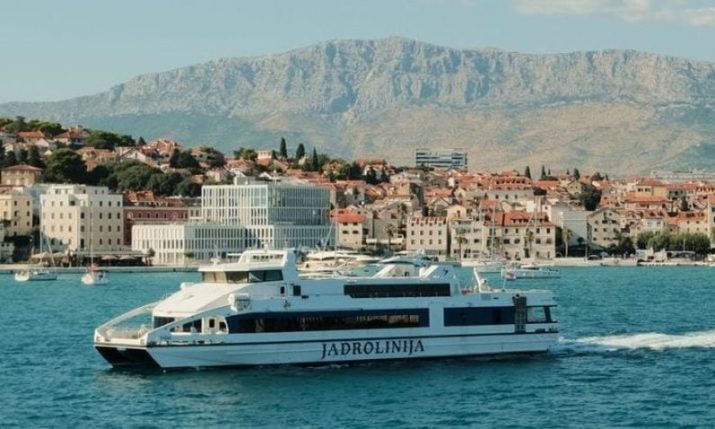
[0,188,33,237]
[40,185,123,252]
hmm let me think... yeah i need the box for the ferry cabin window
[344,283,450,298]
[203,270,283,283]
[527,306,548,323]
[154,317,175,328]
[181,319,202,333]
[227,309,429,334]
[444,306,555,326]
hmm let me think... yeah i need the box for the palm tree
[384,223,396,252]
[455,232,468,261]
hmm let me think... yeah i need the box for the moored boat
[501,263,561,280]
[94,249,559,369]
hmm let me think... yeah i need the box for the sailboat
[81,203,109,285]
[14,234,57,282]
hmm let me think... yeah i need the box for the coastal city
[1,116,713,269]
[3,1,715,427]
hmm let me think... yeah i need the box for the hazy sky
[1,0,714,103]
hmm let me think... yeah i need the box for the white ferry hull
[96,332,557,369]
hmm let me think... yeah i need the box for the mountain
[3,37,715,175]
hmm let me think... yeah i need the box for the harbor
[1,265,713,427]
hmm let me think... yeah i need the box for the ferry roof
[198,249,294,272]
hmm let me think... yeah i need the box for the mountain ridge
[2,37,715,174]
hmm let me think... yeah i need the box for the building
[40,185,124,253]
[0,188,34,237]
[415,148,468,170]
[499,211,556,261]
[132,178,332,265]
[1,164,43,186]
[123,191,189,245]
[587,208,622,249]
[333,210,366,249]
[406,216,449,258]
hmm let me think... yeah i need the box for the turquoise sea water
[1,267,714,428]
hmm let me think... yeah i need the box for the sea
[1,266,714,428]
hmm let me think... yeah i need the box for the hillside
[2,37,715,174]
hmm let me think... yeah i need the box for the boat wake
[557,329,715,353]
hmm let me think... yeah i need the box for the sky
[1,0,715,103]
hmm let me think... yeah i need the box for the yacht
[501,263,561,280]
[461,257,506,273]
[14,268,57,282]
[299,250,380,274]
[94,249,559,369]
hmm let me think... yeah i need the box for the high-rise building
[415,148,468,170]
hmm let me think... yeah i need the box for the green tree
[5,116,28,133]
[234,148,257,162]
[17,148,28,164]
[279,137,288,159]
[112,162,160,191]
[540,165,547,180]
[86,130,123,150]
[3,150,17,168]
[311,148,319,171]
[524,166,531,179]
[573,168,581,180]
[27,145,44,168]
[200,147,225,168]
[170,150,200,169]
[137,136,147,146]
[579,184,602,211]
[45,149,86,183]
[295,143,306,160]
[176,177,201,197]
[636,231,656,250]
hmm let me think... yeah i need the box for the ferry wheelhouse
[94,249,558,369]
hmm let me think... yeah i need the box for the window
[443,307,515,326]
[227,309,429,334]
[345,283,450,298]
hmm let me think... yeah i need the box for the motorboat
[14,268,57,282]
[94,248,559,369]
[81,265,109,285]
[501,263,561,280]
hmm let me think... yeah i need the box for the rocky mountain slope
[3,37,715,174]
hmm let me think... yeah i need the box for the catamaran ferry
[94,249,558,369]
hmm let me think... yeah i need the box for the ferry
[94,249,559,369]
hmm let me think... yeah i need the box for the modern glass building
[414,148,468,170]
[133,179,333,264]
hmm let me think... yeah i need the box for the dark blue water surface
[1,267,714,428]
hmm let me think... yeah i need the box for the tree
[27,145,44,168]
[137,136,147,146]
[170,150,199,169]
[295,143,305,160]
[540,165,547,180]
[234,148,257,162]
[5,116,28,134]
[524,166,531,179]
[591,171,604,181]
[176,177,201,197]
[17,148,28,164]
[579,184,602,211]
[573,168,581,180]
[86,130,123,150]
[279,137,288,159]
[636,231,656,250]
[45,149,86,183]
[3,150,17,168]
[311,148,319,171]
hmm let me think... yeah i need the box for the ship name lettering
[320,339,424,360]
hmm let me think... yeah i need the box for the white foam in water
[562,329,715,352]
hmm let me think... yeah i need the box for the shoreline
[0,265,199,274]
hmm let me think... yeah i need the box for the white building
[40,185,124,252]
[415,148,468,170]
[133,179,333,265]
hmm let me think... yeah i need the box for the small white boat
[461,258,505,273]
[81,266,109,285]
[14,268,58,282]
[501,264,561,280]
